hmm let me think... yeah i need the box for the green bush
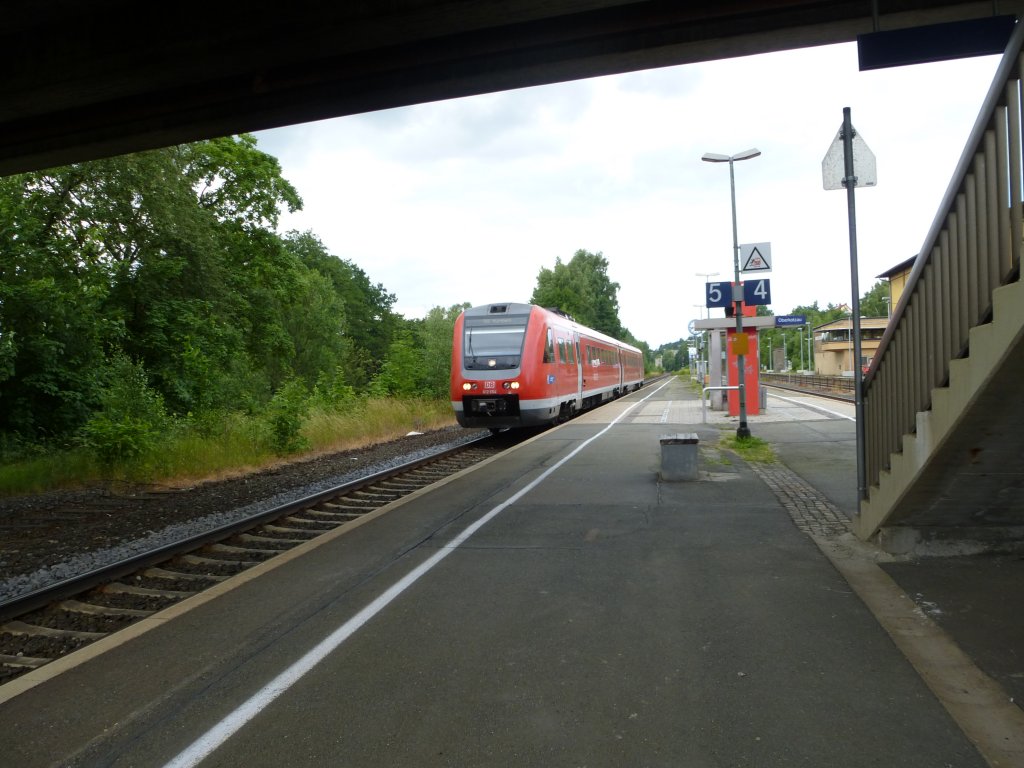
[80,414,160,467]
[311,366,362,412]
[79,354,169,468]
[266,377,310,454]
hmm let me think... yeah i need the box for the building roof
[876,255,918,279]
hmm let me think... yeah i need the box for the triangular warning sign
[743,248,766,270]
[740,242,772,273]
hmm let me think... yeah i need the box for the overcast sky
[254,41,1000,348]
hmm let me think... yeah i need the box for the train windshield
[463,315,528,370]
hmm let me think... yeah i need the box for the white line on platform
[163,380,673,768]
[767,391,855,421]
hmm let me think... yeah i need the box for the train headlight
[503,381,520,390]
[462,382,478,391]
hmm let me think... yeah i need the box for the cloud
[256,41,1000,346]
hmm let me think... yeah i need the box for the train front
[450,303,541,429]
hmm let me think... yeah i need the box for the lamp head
[702,149,761,163]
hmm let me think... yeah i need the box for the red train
[451,302,645,429]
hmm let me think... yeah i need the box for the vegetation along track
[0,434,508,688]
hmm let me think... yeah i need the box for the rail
[862,20,1024,494]
[0,434,497,624]
[760,372,854,394]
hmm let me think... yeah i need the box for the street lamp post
[692,304,705,381]
[696,271,720,294]
[695,273,718,387]
[702,148,760,439]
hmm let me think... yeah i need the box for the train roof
[462,303,640,354]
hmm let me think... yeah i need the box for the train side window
[544,328,555,363]
[557,337,565,363]
[567,340,575,365]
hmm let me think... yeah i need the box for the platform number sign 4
[705,281,731,308]
[743,278,771,306]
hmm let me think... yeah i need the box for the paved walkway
[0,375,1021,767]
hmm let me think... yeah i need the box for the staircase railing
[863,19,1024,492]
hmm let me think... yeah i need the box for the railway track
[762,380,855,403]
[0,435,507,687]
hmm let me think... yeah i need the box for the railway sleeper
[235,533,305,546]
[321,498,375,510]
[303,509,363,520]
[334,496,381,508]
[181,553,262,568]
[311,505,370,517]
[240,534,311,546]
[1,620,106,641]
[261,524,318,536]
[143,566,228,583]
[379,479,422,490]
[407,469,449,481]
[56,599,152,618]
[0,652,51,669]
[282,515,339,529]
[101,582,194,599]
[206,543,281,556]
[350,490,400,502]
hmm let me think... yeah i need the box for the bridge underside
[0,1,1015,176]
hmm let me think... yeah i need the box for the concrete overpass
[2,1,1021,175]
[5,0,1024,553]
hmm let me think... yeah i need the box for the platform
[0,376,1019,767]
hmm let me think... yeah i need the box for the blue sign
[705,281,733,309]
[775,314,807,327]
[706,280,772,308]
[743,278,771,306]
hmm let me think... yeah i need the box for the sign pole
[728,158,750,438]
[841,107,868,501]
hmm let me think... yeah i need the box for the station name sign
[775,314,807,327]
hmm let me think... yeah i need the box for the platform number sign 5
[705,281,731,308]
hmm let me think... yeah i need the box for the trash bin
[660,433,699,481]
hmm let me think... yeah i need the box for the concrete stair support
[855,275,1024,554]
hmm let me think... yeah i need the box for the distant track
[761,380,854,403]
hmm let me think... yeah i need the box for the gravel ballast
[0,426,487,602]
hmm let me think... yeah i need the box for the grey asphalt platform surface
[0,376,1019,767]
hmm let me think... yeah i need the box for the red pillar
[726,328,760,416]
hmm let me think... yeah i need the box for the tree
[369,303,467,399]
[531,249,624,338]
[0,171,120,437]
[284,230,400,386]
[0,133,419,453]
[417,304,469,398]
[859,279,892,318]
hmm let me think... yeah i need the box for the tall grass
[0,397,457,497]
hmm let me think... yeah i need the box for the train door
[573,332,583,409]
